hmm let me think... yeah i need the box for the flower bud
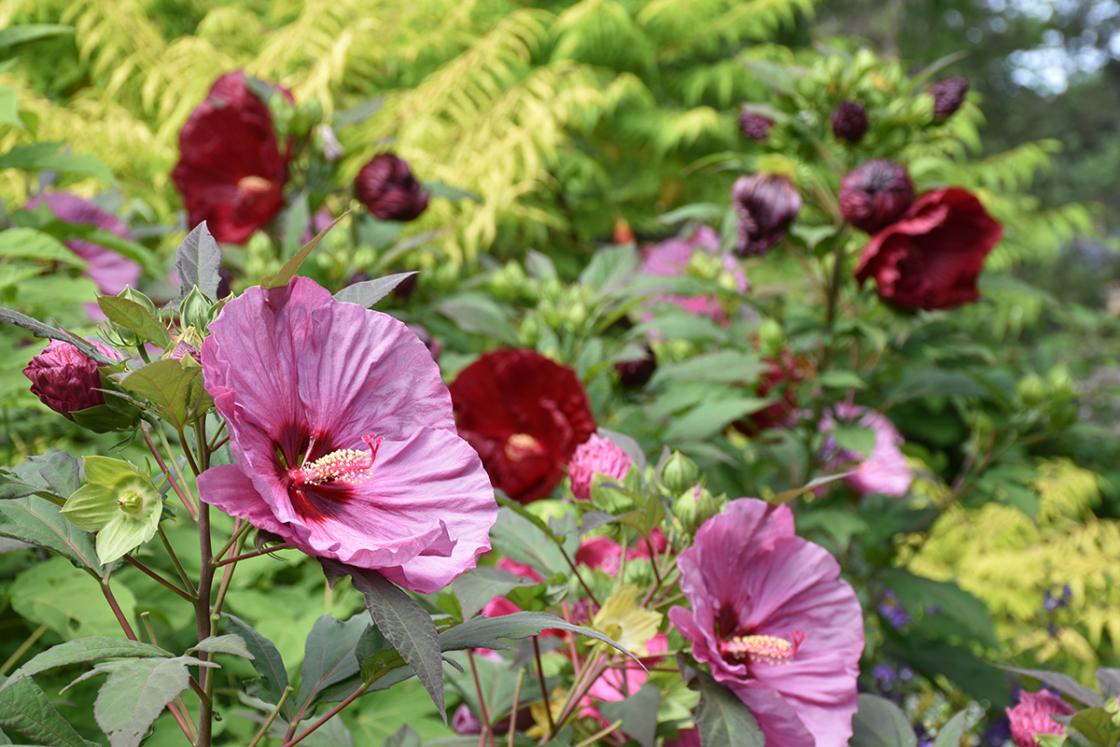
[354,153,430,222]
[838,160,915,233]
[1017,373,1047,407]
[614,344,657,389]
[929,77,969,120]
[672,486,722,534]
[180,285,213,330]
[739,107,773,141]
[731,174,801,257]
[119,286,157,315]
[830,100,869,144]
[23,340,120,418]
[757,318,784,357]
[660,451,700,494]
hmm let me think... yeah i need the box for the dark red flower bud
[450,349,595,503]
[731,174,801,257]
[830,100,869,143]
[855,187,1003,310]
[354,153,430,222]
[172,71,293,244]
[614,344,656,389]
[839,160,915,233]
[23,340,120,417]
[929,77,969,120]
[739,107,774,141]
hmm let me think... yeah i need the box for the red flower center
[237,175,273,193]
[273,426,382,521]
[719,631,805,666]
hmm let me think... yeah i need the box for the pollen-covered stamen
[290,434,382,486]
[721,631,805,665]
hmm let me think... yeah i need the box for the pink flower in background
[568,433,632,500]
[579,633,669,727]
[575,528,667,575]
[28,193,141,318]
[641,226,748,324]
[1007,690,1074,747]
[666,727,701,747]
[820,404,912,497]
[196,277,497,593]
[669,499,864,747]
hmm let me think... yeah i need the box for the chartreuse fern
[908,459,1117,682]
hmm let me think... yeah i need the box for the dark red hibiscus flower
[171,71,292,244]
[855,187,1003,310]
[450,349,596,503]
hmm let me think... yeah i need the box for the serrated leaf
[437,612,639,661]
[932,711,967,747]
[223,614,290,715]
[295,614,368,713]
[120,359,210,428]
[850,694,918,747]
[1002,666,1104,707]
[664,397,769,442]
[334,272,417,308]
[0,307,115,363]
[599,683,660,747]
[1068,708,1120,747]
[0,24,72,51]
[93,657,206,747]
[452,567,536,620]
[0,675,95,747]
[0,228,85,267]
[580,245,639,296]
[880,569,998,649]
[435,294,517,343]
[262,211,349,289]
[653,351,764,386]
[692,671,764,747]
[0,451,80,501]
[10,557,133,639]
[191,634,254,660]
[1096,668,1120,698]
[382,724,422,747]
[3,638,168,692]
[349,570,445,717]
[173,223,221,300]
[0,497,100,570]
[97,297,170,347]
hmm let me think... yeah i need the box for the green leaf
[0,24,73,51]
[849,694,918,747]
[899,638,1007,705]
[453,567,536,620]
[1068,708,1120,747]
[832,425,876,459]
[121,358,210,428]
[818,370,866,389]
[435,293,518,344]
[664,397,769,442]
[437,611,639,661]
[295,614,368,713]
[93,656,209,747]
[0,497,101,570]
[489,507,568,577]
[0,86,18,127]
[599,683,660,747]
[0,228,85,267]
[0,451,80,501]
[0,307,115,363]
[10,557,134,639]
[262,211,349,289]
[1096,668,1120,698]
[1001,666,1104,708]
[349,570,445,717]
[383,725,422,747]
[580,245,639,296]
[223,614,290,714]
[191,634,254,660]
[879,568,998,648]
[3,638,169,691]
[334,272,417,308]
[97,297,170,347]
[423,180,481,202]
[0,142,111,181]
[931,711,967,747]
[0,675,95,747]
[281,193,310,259]
[58,227,160,278]
[653,351,764,386]
[172,222,221,300]
[692,671,764,747]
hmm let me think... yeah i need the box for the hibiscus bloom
[196,277,496,593]
[171,71,292,244]
[1006,690,1073,747]
[27,193,140,317]
[820,404,912,497]
[669,499,863,746]
[855,187,1003,310]
[450,349,595,503]
[641,227,748,324]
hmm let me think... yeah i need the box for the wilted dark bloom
[172,71,292,244]
[450,349,596,503]
[614,344,656,388]
[855,187,1003,310]
[929,77,969,120]
[735,351,811,435]
[354,153,430,222]
[830,100,869,144]
[838,160,915,234]
[739,107,774,141]
[24,340,121,417]
[731,174,800,257]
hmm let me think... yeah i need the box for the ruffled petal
[197,464,289,538]
[726,681,815,747]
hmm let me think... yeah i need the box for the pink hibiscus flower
[641,226,748,324]
[568,433,632,500]
[1007,690,1074,747]
[820,404,912,497]
[669,499,864,746]
[196,277,497,593]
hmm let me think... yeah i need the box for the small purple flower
[451,703,481,734]
[838,160,915,234]
[739,108,774,141]
[929,77,969,120]
[872,663,897,692]
[877,590,910,629]
[830,100,869,144]
[354,153,430,222]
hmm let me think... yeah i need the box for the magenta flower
[669,499,863,746]
[641,226,748,324]
[568,433,632,500]
[820,404,912,497]
[196,277,497,593]
[1007,690,1074,747]
[28,193,140,318]
[23,339,122,418]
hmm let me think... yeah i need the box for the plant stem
[532,637,555,736]
[247,686,293,747]
[558,545,599,609]
[159,525,196,594]
[155,427,198,519]
[210,530,247,624]
[214,543,293,568]
[144,427,197,520]
[100,578,138,640]
[282,670,387,747]
[507,669,525,747]
[467,650,494,747]
[194,501,215,747]
[177,426,202,477]
[123,554,194,602]
[574,720,622,747]
[0,623,47,675]
[213,520,250,563]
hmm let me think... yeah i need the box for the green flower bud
[180,285,214,331]
[1047,365,1075,397]
[117,487,145,515]
[672,486,722,533]
[758,319,785,357]
[660,451,700,494]
[1016,373,1047,407]
[118,286,157,315]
